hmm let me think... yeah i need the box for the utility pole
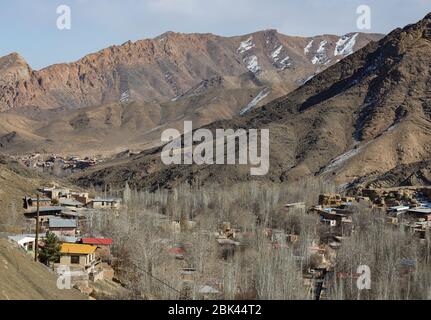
[34,194,40,262]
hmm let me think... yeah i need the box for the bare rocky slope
[71,13,431,191]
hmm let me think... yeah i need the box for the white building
[8,235,36,252]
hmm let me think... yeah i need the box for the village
[14,153,103,174]
[6,186,123,298]
[3,183,431,300]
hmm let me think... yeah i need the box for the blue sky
[1,0,431,70]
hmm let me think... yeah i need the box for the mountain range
[0,30,380,155]
[71,13,431,191]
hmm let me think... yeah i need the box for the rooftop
[81,238,113,246]
[24,197,51,202]
[58,236,78,243]
[8,235,35,243]
[49,218,77,228]
[389,206,410,211]
[408,208,431,214]
[59,198,83,207]
[27,206,63,214]
[92,198,119,203]
[60,243,97,255]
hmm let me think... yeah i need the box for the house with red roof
[80,238,113,262]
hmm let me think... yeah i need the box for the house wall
[28,200,52,207]
[60,253,94,267]
[17,239,35,251]
[406,212,431,221]
[50,227,76,237]
[91,202,119,209]
[51,189,70,200]
[73,195,89,205]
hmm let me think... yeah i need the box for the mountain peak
[0,52,31,80]
[0,52,29,69]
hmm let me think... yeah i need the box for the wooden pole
[34,194,40,262]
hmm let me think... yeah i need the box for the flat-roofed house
[24,207,64,231]
[59,198,83,208]
[49,218,77,237]
[23,196,52,209]
[59,243,98,270]
[25,206,63,218]
[50,188,71,200]
[71,192,90,205]
[87,198,120,209]
[8,235,36,252]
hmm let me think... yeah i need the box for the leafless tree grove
[85,179,431,300]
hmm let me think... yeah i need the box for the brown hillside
[0,238,85,300]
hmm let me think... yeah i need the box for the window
[71,255,80,264]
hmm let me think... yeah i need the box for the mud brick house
[23,196,52,209]
[319,194,342,207]
[59,198,84,208]
[80,238,113,262]
[41,187,70,200]
[87,198,120,209]
[24,207,64,232]
[49,218,77,237]
[25,206,63,217]
[71,192,90,205]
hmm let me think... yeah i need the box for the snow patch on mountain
[322,140,372,174]
[317,40,328,54]
[271,45,283,62]
[240,88,271,115]
[243,55,260,74]
[238,37,255,54]
[322,147,361,174]
[280,56,291,69]
[311,40,328,65]
[334,33,359,56]
[304,40,313,54]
